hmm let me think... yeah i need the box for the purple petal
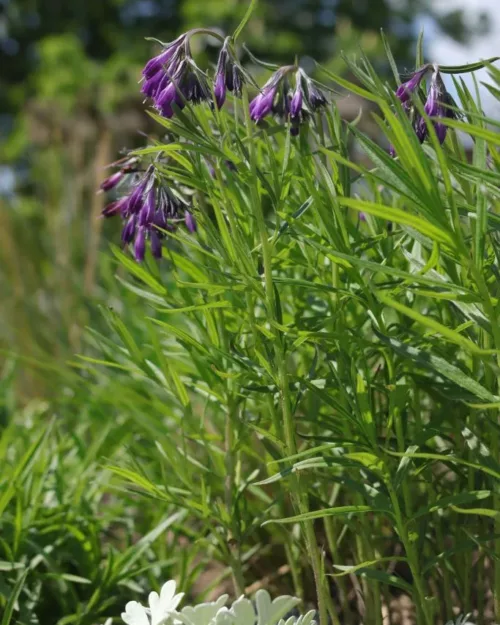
[424,83,440,118]
[150,230,162,259]
[139,186,156,226]
[122,215,137,244]
[396,66,429,104]
[134,227,147,261]
[250,87,277,121]
[290,88,303,118]
[127,182,146,214]
[100,172,123,192]
[142,38,184,79]
[156,82,177,109]
[214,72,226,109]
[143,48,171,80]
[185,211,197,233]
[127,168,154,214]
[434,122,448,144]
[142,69,166,98]
[102,197,127,218]
[416,117,427,143]
[307,83,327,110]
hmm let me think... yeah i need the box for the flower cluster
[140,31,326,135]
[141,32,245,119]
[250,67,327,135]
[119,579,316,625]
[141,34,211,118]
[100,158,196,261]
[395,63,457,145]
[213,37,245,110]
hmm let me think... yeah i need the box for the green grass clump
[3,25,500,625]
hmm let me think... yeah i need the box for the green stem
[387,486,431,625]
[468,263,500,620]
[284,537,304,600]
[324,516,353,625]
[278,347,330,625]
[436,509,453,621]
[242,86,330,625]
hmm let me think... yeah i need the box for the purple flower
[250,86,279,121]
[122,215,137,244]
[214,47,228,109]
[232,66,244,95]
[134,226,147,261]
[150,230,162,259]
[249,66,327,135]
[102,197,128,218]
[142,35,212,119]
[126,171,151,215]
[139,186,156,226]
[214,71,226,110]
[156,81,183,118]
[416,70,456,144]
[185,211,197,233]
[142,35,186,80]
[306,81,328,111]
[183,70,210,105]
[249,68,291,122]
[290,86,303,119]
[213,40,245,109]
[154,207,168,231]
[100,171,123,192]
[102,156,197,261]
[141,69,168,98]
[395,65,430,104]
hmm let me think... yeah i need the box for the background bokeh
[0,0,493,403]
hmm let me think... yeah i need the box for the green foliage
[3,26,500,625]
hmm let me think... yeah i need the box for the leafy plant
[3,9,500,625]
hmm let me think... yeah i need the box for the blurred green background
[0,0,490,403]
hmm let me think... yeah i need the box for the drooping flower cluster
[249,67,327,135]
[213,37,245,110]
[140,30,327,135]
[100,157,196,261]
[141,34,212,118]
[395,63,457,145]
[141,32,246,119]
[119,579,316,625]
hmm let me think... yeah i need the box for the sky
[424,0,500,117]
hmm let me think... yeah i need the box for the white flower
[255,590,300,625]
[213,607,236,625]
[229,597,256,625]
[295,610,316,625]
[120,579,310,625]
[176,595,229,625]
[122,601,150,625]
[149,580,185,625]
[121,581,185,625]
